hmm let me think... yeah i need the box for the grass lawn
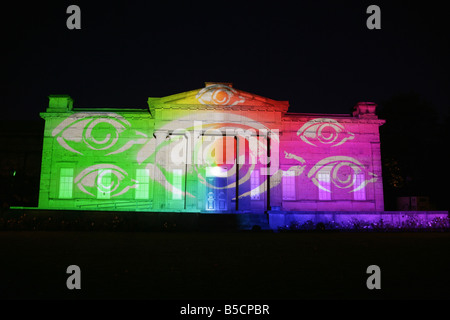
[0,231,449,300]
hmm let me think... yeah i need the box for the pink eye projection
[297,118,354,147]
[307,156,377,193]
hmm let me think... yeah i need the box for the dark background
[1,0,449,210]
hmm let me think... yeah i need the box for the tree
[378,92,447,210]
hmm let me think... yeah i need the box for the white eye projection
[196,84,246,106]
[307,156,377,193]
[52,112,147,155]
[297,118,354,147]
[74,164,137,197]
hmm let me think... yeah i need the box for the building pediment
[147,82,289,114]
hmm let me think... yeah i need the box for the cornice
[282,114,385,125]
[40,109,152,120]
[149,104,288,113]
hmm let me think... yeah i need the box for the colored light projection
[136,113,293,211]
[74,164,137,198]
[196,84,246,106]
[43,84,379,212]
[52,112,148,155]
[308,156,377,193]
[297,118,355,147]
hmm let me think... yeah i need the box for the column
[371,141,384,211]
[267,130,282,210]
[153,130,169,209]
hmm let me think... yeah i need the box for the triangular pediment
[148,82,289,112]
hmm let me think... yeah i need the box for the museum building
[37,82,386,214]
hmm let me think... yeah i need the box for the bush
[1,209,449,232]
[279,215,450,232]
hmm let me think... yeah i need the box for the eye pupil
[76,165,130,198]
[321,128,334,140]
[214,90,228,103]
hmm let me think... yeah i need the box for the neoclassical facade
[38,82,385,213]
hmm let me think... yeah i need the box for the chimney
[353,102,377,119]
[47,95,73,112]
[204,82,233,88]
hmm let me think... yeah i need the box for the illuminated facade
[38,82,385,213]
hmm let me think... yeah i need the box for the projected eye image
[297,118,355,147]
[52,112,148,155]
[307,156,377,193]
[74,164,138,198]
[196,84,246,107]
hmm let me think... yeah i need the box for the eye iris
[212,137,226,165]
[97,170,114,191]
[84,119,122,150]
[318,124,338,143]
[188,123,270,194]
[88,123,112,144]
[213,90,229,104]
[331,163,354,187]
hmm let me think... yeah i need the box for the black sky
[2,1,449,120]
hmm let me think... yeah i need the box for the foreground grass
[0,231,449,299]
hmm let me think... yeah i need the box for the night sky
[1,2,449,303]
[2,1,449,120]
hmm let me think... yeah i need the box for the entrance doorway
[205,166,228,212]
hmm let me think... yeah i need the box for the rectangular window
[59,168,74,199]
[250,169,260,200]
[282,170,296,200]
[172,169,183,200]
[97,169,111,199]
[135,168,150,200]
[353,173,366,200]
[318,172,331,200]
